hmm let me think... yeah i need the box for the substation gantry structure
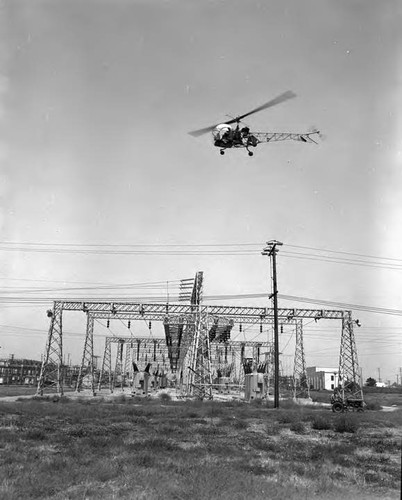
[37,271,364,405]
[96,336,273,395]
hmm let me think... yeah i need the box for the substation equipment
[37,272,365,408]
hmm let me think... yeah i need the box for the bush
[265,421,281,436]
[114,394,127,404]
[249,398,264,406]
[232,418,248,430]
[23,429,47,440]
[311,415,332,430]
[364,401,382,411]
[276,410,300,424]
[290,421,306,434]
[159,392,172,402]
[334,415,359,433]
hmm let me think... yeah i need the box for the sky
[1,0,401,384]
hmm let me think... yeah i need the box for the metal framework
[338,312,363,400]
[253,131,319,145]
[76,314,95,395]
[97,336,170,393]
[37,301,63,395]
[184,271,213,399]
[55,302,346,321]
[37,296,363,405]
[97,336,273,393]
[292,319,310,399]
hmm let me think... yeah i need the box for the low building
[306,366,338,391]
[0,357,42,385]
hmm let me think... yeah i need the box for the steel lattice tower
[113,340,125,391]
[76,314,96,395]
[338,311,363,400]
[37,301,64,395]
[292,319,310,399]
[98,337,113,392]
[185,271,213,399]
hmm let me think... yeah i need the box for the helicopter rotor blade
[228,90,296,124]
[188,124,221,137]
[188,90,296,137]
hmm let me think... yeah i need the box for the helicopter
[188,90,320,156]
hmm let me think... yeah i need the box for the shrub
[232,418,248,430]
[311,415,332,430]
[364,401,382,411]
[290,421,306,434]
[249,398,264,406]
[277,399,299,410]
[265,421,281,436]
[276,410,300,424]
[159,392,172,402]
[334,415,359,433]
[23,429,47,441]
[185,411,200,419]
[114,394,127,404]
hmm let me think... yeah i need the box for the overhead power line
[0,291,401,318]
[278,294,402,317]
[1,241,401,271]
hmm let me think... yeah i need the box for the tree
[365,377,376,387]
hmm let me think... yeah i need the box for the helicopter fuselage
[212,123,258,155]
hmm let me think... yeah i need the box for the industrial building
[306,366,339,391]
[0,356,42,385]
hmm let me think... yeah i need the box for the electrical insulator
[280,324,283,333]
[148,321,152,330]
[239,324,242,332]
[128,321,131,329]
[107,320,110,328]
[260,324,263,333]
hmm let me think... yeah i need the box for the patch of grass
[231,418,248,430]
[0,397,400,499]
[140,436,181,452]
[23,429,47,441]
[275,409,300,424]
[265,420,281,435]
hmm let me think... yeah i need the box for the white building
[306,367,338,391]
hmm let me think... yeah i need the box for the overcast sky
[1,0,401,383]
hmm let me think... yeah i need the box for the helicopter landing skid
[219,148,254,156]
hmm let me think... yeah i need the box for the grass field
[0,392,400,499]
[0,386,38,397]
[310,388,402,409]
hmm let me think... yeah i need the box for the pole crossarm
[57,301,346,323]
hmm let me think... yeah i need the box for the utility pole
[262,240,283,409]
